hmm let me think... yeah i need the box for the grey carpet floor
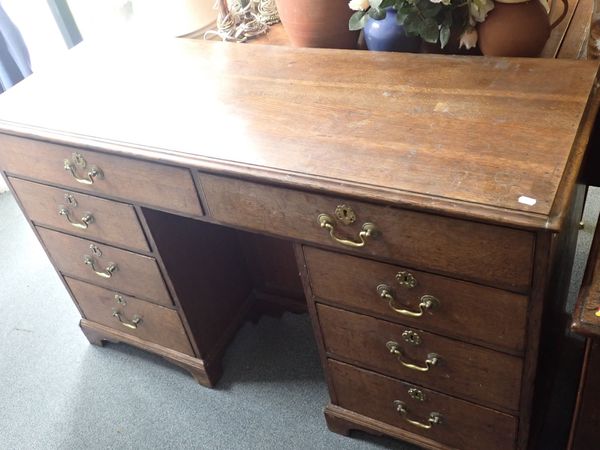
[1,188,598,450]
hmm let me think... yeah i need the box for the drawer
[329,360,517,450]
[0,133,202,217]
[37,227,172,306]
[9,177,149,252]
[304,246,528,354]
[317,304,522,411]
[66,277,193,356]
[198,173,534,292]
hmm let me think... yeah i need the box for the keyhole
[73,152,87,168]
[89,244,103,257]
[334,204,357,225]
[402,330,422,346]
[65,193,77,207]
[396,271,417,289]
[408,388,425,402]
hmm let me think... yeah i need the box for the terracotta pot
[275,0,359,49]
[478,0,568,57]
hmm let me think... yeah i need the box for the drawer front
[317,304,522,411]
[9,177,149,252]
[329,360,517,450]
[37,227,172,306]
[66,277,193,356]
[198,173,534,292]
[304,246,528,354]
[0,133,203,217]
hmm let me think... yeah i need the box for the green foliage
[349,11,369,31]
[349,0,470,49]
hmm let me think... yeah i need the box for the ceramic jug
[478,0,569,57]
[363,8,421,52]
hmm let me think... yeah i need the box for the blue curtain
[0,4,31,93]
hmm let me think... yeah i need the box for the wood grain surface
[0,39,597,229]
[141,208,254,359]
[303,246,528,354]
[9,177,149,252]
[556,0,593,59]
[328,359,518,450]
[199,172,535,292]
[66,277,193,356]
[0,133,203,217]
[37,227,172,306]
[572,211,600,336]
[79,319,220,387]
[318,304,523,412]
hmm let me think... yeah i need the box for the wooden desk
[0,39,598,450]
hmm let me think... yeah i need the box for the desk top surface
[0,38,598,229]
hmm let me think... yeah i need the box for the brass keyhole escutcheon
[335,205,356,225]
[64,193,78,207]
[408,388,425,402]
[114,294,127,306]
[89,244,103,257]
[73,152,87,168]
[402,330,421,346]
[396,271,417,289]
[334,204,357,226]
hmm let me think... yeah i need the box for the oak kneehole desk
[0,39,598,450]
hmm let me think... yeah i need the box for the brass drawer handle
[112,309,141,329]
[58,207,94,230]
[386,341,439,372]
[83,255,118,279]
[377,284,439,317]
[63,153,103,185]
[393,401,442,430]
[317,213,377,248]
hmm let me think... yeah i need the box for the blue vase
[363,8,420,52]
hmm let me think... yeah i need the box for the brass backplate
[89,244,102,257]
[408,388,425,402]
[396,271,417,289]
[402,330,421,346]
[72,152,87,168]
[334,204,357,225]
[64,193,77,207]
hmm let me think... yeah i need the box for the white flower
[430,0,452,5]
[469,0,494,23]
[459,27,478,50]
[348,0,370,11]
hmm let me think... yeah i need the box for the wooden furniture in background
[570,212,600,449]
[0,39,598,449]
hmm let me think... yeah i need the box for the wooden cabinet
[198,172,535,291]
[0,134,203,217]
[9,177,150,251]
[66,277,194,356]
[317,304,523,411]
[328,360,518,450]
[570,211,600,449]
[3,140,253,388]
[0,39,598,449]
[303,246,529,354]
